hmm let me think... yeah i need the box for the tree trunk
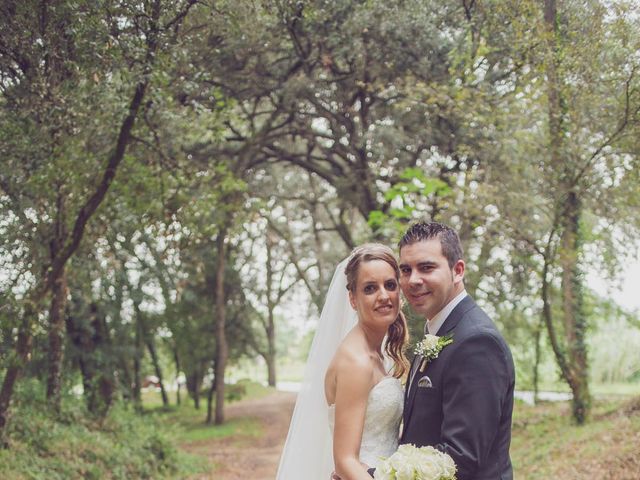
[265,235,277,387]
[213,230,229,425]
[65,297,94,406]
[111,272,134,403]
[543,0,590,424]
[87,305,115,417]
[266,317,277,388]
[133,315,143,411]
[65,302,115,417]
[145,336,169,407]
[559,192,590,423]
[533,316,543,405]
[188,372,201,410]
[194,384,201,409]
[174,349,182,406]
[46,268,68,412]
[118,356,134,404]
[46,188,69,410]
[0,302,38,447]
[206,365,215,424]
[130,289,170,408]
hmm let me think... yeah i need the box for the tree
[537,0,639,423]
[0,0,196,441]
[238,217,300,387]
[491,0,640,423]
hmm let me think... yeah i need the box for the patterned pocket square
[417,375,433,388]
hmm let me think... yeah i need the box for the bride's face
[348,259,400,327]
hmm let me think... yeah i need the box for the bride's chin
[380,315,397,326]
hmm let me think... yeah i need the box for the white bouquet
[373,444,457,480]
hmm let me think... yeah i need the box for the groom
[397,221,515,480]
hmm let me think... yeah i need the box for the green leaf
[367,210,386,229]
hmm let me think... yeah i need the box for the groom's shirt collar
[426,289,468,335]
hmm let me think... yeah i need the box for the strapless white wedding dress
[328,376,404,468]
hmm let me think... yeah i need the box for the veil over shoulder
[276,258,357,480]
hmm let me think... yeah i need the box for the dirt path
[180,391,296,480]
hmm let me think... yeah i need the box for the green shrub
[0,379,202,479]
[224,382,247,402]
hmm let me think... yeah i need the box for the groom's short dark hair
[398,221,463,268]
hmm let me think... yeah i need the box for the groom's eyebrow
[399,260,436,269]
[417,261,437,268]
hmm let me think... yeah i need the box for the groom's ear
[453,259,465,284]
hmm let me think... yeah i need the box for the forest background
[1,0,639,478]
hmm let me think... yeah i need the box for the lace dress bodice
[328,376,404,468]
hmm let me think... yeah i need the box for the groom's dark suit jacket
[401,295,515,480]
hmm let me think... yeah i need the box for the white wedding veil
[276,257,357,480]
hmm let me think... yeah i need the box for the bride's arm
[332,358,374,480]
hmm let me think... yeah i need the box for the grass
[511,395,640,479]
[143,401,263,444]
[140,379,271,444]
[227,361,308,384]
[525,381,640,396]
[178,417,262,443]
[591,382,640,396]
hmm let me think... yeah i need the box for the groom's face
[398,238,464,320]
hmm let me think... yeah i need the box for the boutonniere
[414,334,454,372]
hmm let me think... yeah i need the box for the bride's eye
[363,284,376,294]
[385,280,398,291]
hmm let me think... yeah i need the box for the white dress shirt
[426,289,468,335]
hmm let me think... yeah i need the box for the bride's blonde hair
[345,243,409,379]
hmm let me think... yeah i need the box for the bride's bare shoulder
[326,334,373,389]
[334,335,375,378]
[325,336,375,404]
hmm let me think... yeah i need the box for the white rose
[394,462,415,480]
[415,460,440,480]
[396,444,417,456]
[373,462,394,480]
[388,452,408,472]
[419,446,438,457]
[423,335,439,350]
[438,453,457,479]
[405,447,423,466]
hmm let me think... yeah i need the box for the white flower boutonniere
[414,334,453,372]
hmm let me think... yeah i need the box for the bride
[277,244,409,480]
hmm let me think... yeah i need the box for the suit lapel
[436,295,474,337]
[402,296,476,432]
[403,354,425,431]
[405,354,421,406]
[403,353,423,432]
